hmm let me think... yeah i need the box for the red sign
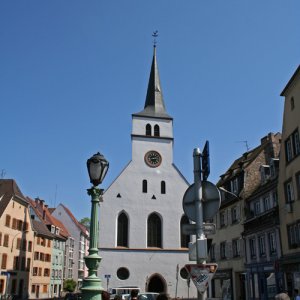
[185,263,218,294]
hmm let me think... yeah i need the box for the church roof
[133,46,172,120]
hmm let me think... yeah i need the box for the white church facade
[99,46,197,298]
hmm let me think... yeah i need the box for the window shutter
[227,241,233,259]
[215,244,220,260]
[237,204,241,221]
[216,212,220,229]
[240,238,244,257]
[228,208,232,225]
[224,209,228,226]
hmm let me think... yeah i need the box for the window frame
[284,179,295,203]
[232,238,240,257]
[147,213,162,248]
[117,212,129,247]
[142,179,147,193]
[220,241,226,259]
[154,124,160,137]
[249,238,256,258]
[161,181,166,194]
[146,124,152,136]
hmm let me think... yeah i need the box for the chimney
[35,197,45,208]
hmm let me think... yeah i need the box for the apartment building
[278,65,300,293]
[51,203,89,291]
[243,145,282,299]
[209,132,281,300]
[28,198,69,298]
[0,179,34,299]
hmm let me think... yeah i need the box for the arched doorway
[147,274,167,294]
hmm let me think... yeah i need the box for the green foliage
[79,217,90,229]
[63,279,77,292]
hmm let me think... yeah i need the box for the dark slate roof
[217,132,281,186]
[31,219,55,239]
[28,198,69,240]
[133,46,172,120]
[0,179,28,218]
[281,65,300,96]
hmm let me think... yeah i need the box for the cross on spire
[152,30,158,47]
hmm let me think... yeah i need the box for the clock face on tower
[144,150,162,168]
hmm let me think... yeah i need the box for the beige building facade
[209,133,281,300]
[278,65,300,293]
[0,180,35,299]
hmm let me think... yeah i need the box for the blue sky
[1,1,299,220]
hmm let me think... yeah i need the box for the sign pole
[193,148,207,300]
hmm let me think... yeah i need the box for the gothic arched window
[147,213,162,248]
[154,124,160,137]
[180,215,190,248]
[117,212,128,247]
[143,180,147,193]
[146,124,152,136]
[161,181,166,194]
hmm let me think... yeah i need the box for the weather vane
[152,30,158,46]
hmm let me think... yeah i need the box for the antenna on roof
[1,169,6,179]
[236,141,250,152]
[152,30,158,47]
[52,184,58,208]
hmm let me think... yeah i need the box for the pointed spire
[133,45,172,120]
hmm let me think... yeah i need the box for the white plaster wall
[98,112,197,298]
[99,250,196,298]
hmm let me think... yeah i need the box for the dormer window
[270,158,279,178]
[146,124,152,136]
[230,177,239,194]
[154,125,160,137]
[260,165,270,183]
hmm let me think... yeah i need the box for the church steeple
[133,46,172,120]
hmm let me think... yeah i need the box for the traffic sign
[185,263,218,294]
[183,181,221,222]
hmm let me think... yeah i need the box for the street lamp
[81,152,109,300]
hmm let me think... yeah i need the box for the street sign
[1,271,9,276]
[185,263,218,294]
[203,223,216,235]
[183,181,221,222]
[182,223,216,235]
[202,141,210,181]
[182,224,197,235]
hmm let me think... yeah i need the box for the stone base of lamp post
[81,251,104,300]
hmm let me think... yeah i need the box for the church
[99,45,197,298]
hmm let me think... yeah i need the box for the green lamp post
[81,152,109,300]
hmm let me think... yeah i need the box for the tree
[63,279,77,292]
[79,217,90,230]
